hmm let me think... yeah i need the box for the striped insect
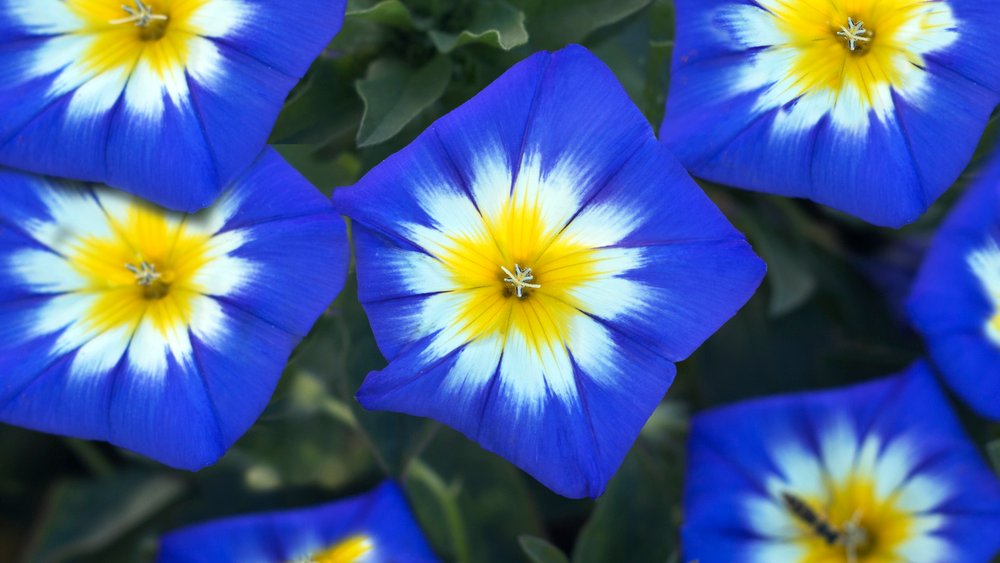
[781,491,869,563]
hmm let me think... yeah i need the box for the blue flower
[661,0,1000,227]
[333,45,766,499]
[908,154,1000,419]
[0,149,348,469]
[683,363,1000,562]
[158,481,439,562]
[0,0,346,212]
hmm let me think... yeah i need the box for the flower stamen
[125,260,162,287]
[109,0,168,27]
[501,264,541,298]
[840,510,870,563]
[837,17,871,51]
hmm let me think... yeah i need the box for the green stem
[63,438,114,477]
[401,421,442,481]
[408,459,470,563]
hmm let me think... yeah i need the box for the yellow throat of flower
[744,0,958,131]
[68,0,212,79]
[67,200,214,339]
[783,474,916,563]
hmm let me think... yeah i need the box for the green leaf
[355,55,452,147]
[405,459,471,563]
[572,439,680,563]
[739,209,818,318]
[272,145,362,195]
[428,1,529,53]
[988,439,1000,476]
[346,0,422,29]
[413,428,548,563]
[21,472,185,563]
[520,535,571,563]
[270,58,365,148]
[517,0,652,49]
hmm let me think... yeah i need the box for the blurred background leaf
[21,472,184,563]
[519,535,570,563]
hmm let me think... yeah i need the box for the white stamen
[839,509,869,563]
[109,0,168,27]
[501,264,541,298]
[125,260,162,286]
[837,17,871,51]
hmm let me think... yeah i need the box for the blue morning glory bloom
[0,0,346,212]
[0,148,348,469]
[661,0,1000,227]
[909,154,1000,419]
[333,45,766,499]
[683,363,1000,562]
[158,481,439,562]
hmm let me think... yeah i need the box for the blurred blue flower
[334,45,766,499]
[661,0,1000,227]
[158,481,439,562]
[0,0,346,212]
[909,155,1000,419]
[0,149,348,469]
[684,363,1000,562]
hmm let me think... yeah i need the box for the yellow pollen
[501,264,541,298]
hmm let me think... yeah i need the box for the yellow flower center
[307,535,374,563]
[66,0,212,81]
[768,0,954,107]
[67,200,214,338]
[428,190,614,355]
[786,475,915,562]
[735,0,958,132]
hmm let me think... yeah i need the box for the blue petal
[357,329,677,498]
[573,141,765,360]
[908,160,1000,419]
[892,61,1000,213]
[158,481,439,563]
[105,95,221,211]
[218,153,348,337]
[340,45,763,498]
[927,0,1000,95]
[214,0,346,77]
[107,353,226,469]
[0,154,348,469]
[185,44,300,195]
[662,0,1000,227]
[683,364,1000,561]
[0,2,346,212]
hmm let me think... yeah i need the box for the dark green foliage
[3,2,998,562]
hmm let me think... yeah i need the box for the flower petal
[0,149,347,469]
[158,481,439,562]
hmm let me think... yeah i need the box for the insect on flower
[683,363,1000,562]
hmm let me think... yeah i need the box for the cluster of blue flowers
[0,0,999,561]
